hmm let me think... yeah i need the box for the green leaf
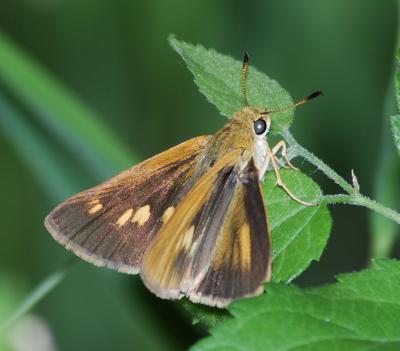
[169,37,294,134]
[192,259,400,351]
[170,39,332,281]
[174,38,332,326]
[391,115,400,156]
[180,299,231,329]
[264,170,332,283]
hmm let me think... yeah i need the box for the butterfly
[45,53,321,308]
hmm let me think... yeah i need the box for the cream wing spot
[132,205,151,226]
[116,208,133,227]
[88,203,103,214]
[162,206,175,223]
[239,223,251,269]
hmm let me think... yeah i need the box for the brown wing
[189,159,271,307]
[140,154,270,307]
[45,136,210,274]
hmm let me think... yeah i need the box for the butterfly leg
[266,147,316,206]
[271,140,298,171]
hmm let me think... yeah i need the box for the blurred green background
[0,1,399,350]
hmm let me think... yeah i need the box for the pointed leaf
[169,37,294,134]
[170,39,332,282]
[175,39,332,327]
[192,259,400,351]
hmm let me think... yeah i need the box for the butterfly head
[240,53,322,140]
[218,107,271,178]
[235,106,271,141]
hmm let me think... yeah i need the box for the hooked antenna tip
[243,52,250,64]
[306,91,324,100]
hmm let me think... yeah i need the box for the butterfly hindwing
[45,136,210,273]
[140,152,271,306]
[190,160,271,307]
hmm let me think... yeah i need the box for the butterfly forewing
[139,150,240,296]
[140,152,271,307]
[45,136,210,273]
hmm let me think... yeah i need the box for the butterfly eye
[253,119,267,135]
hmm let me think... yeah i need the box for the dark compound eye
[253,119,267,135]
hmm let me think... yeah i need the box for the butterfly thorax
[197,107,270,181]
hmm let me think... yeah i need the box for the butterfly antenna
[242,52,250,106]
[263,91,323,114]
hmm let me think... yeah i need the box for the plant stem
[353,195,400,225]
[283,130,400,226]
[321,194,400,225]
[283,130,356,195]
